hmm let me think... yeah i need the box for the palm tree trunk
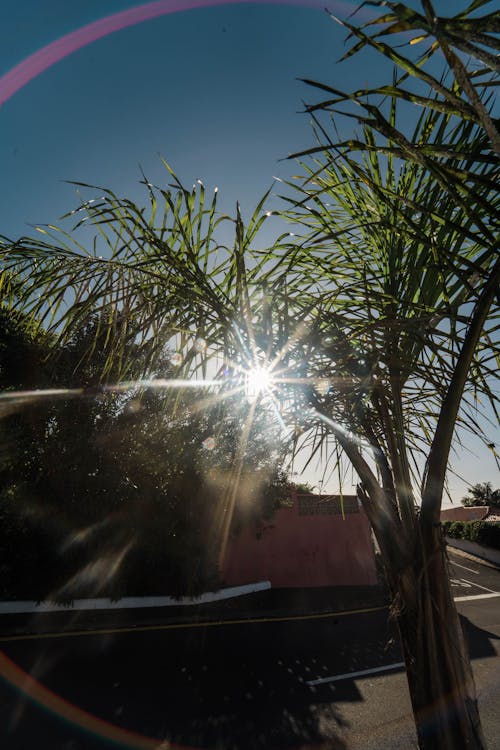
[388,525,487,749]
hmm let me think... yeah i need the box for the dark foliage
[0,312,289,601]
[443,520,500,550]
[461,482,500,508]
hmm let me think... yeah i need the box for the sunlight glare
[245,367,272,400]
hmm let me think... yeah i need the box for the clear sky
[1,1,498,501]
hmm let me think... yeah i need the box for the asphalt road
[0,549,499,750]
[337,551,500,750]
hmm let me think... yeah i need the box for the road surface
[0,548,499,750]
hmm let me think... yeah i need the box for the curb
[446,538,500,567]
[0,585,388,639]
[0,581,271,615]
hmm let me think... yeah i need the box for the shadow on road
[1,608,498,750]
[0,621,360,750]
[461,614,500,660]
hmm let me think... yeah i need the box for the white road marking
[450,560,479,575]
[306,662,405,686]
[450,576,499,594]
[450,578,472,588]
[309,589,500,687]
[454,592,500,602]
[461,579,499,594]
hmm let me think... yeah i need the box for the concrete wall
[222,492,377,588]
[441,506,489,522]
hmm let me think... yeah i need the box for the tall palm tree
[266,103,497,750]
[271,1,499,747]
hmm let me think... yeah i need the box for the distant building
[440,506,490,522]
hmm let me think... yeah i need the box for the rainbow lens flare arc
[0,0,359,107]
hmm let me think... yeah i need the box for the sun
[244,366,273,399]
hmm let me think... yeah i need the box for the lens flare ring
[0,0,342,107]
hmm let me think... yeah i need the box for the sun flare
[244,366,273,399]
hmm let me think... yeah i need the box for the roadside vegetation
[444,520,500,549]
[0,310,289,601]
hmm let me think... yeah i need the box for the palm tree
[272,1,499,747]
[462,482,500,507]
[0,163,279,379]
[265,103,496,750]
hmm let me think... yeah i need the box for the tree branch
[308,398,405,564]
[421,257,500,525]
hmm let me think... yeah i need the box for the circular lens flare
[202,436,216,450]
[170,352,183,366]
[193,338,207,353]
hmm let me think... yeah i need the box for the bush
[442,520,500,551]
[467,521,482,543]
[447,521,465,539]
[475,522,500,549]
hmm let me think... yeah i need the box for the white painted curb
[0,581,271,615]
[446,537,500,566]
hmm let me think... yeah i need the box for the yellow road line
[0,604,388,643]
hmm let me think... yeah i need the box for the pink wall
[441,506,489,522]
[222,493,377,588]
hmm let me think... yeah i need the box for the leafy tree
[0,165,279,380]
[462,482,500,508]
[0,309,61,599]
[293,482,316,494]
[0,312,288,600]
[0,165,293,599]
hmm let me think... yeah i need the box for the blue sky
[1,0,363,236]
[0,0,498,499]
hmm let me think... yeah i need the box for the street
[0,549,499,750]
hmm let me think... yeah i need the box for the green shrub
[441,521,451,536]
[443,519,500,550]
[476,522,500,549]
[447,521,465,539]
[467,521,481,543]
